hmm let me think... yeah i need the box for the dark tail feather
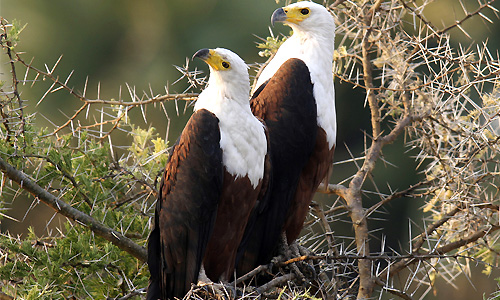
[147,225,162,300]
[146,279,161,300]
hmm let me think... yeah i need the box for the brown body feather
[204,172,262,281]
[283,127,335,243]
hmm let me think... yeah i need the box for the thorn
[456,24,471,39]
[50,55,63,74]
[108,135,115,162]
[83,76,89,98]
[37,81,56,106]
[479,12,493,23]
[458,0,467,15]
[85,102,91,119]
[64,70,74,86]
[50,86,64,93]
[31,72,39,88]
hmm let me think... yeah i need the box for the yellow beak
[192,48,226,71]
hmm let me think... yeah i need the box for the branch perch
[0,156,147,262]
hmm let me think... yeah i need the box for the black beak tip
[192,48,210,61]
[271,8,286,26]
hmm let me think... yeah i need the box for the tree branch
[3,27,25,147]
[412,206,462,252]
[0,156,147,262]
[317,182,348,199]
[311,202,339,255]
[23,153,93,207]
[364,179,430,218]
[378,224,500,281]
[13,48,198,107]
[257,273,296,294]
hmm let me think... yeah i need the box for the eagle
[147,48,270,300]
[237,2,336,274]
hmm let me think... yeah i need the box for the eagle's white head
[271,1,335,41]
[257,2,337,148]
[193,48,250,108]
[257,2,336,89]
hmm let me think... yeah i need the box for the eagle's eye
[222,61,230,69]
[300,8,310,15]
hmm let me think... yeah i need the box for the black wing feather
[147,109,223,300]
[236,58,317,274]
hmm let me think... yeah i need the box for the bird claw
[285,240,320,284]
[274,234,306,282]
[270,254,284,266]
[297,244,312,256]
[289,241,302,258]
[288,260,306,283]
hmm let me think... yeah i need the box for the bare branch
[379,225,500,280]
[317,182,348,199]
[257,273,296,294]
[365,180,432,218]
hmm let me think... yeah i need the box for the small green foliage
[275,286,323,300]
[486,279,500,300]
[4,19,27,48]
[333,45,347,75]
[473,243,500,276]
[0,226,148,299]
[256,34,288,57]
[0,99,158,298]
[128,125,169,175]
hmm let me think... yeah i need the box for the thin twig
[365,180,431,218]
[257,273,296,294]
[231,265,269,286]
[311,202,339,256]
[379,225,500,280]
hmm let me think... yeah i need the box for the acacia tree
[1,0,500,299]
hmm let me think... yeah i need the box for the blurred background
[1,0,499,298]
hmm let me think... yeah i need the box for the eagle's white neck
[195,73,267,188]
[256,25,337,149]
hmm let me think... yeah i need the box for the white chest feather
[195,94,267,188]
